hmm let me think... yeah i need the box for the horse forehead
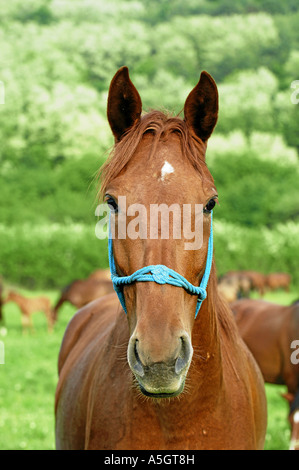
[108,133,215,201]
[129,136,213,193]
[132,134,189,172]
[160,160,174,181]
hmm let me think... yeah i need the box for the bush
[214,219,299,286]
[0,223,108,289]
[0,219,298,289]
[207,145,299,227]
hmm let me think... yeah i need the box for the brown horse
[225,270,266,296]
[53,278,115,323]
[4,290,53,332]
[217,276,239,303]
[231,298,299,450]
[218,272,251,303]
[55,67,267,450]
[266,272,291,292]
[242,271,267,296]
[88,269,111,281]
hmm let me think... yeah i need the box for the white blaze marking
[160,161,174,181]
[294,410,299,424]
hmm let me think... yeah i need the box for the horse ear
[184,71,218,142]
[107,66,142,142]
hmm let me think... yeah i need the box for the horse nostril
[175,356,185,375]
[175,336,192,375]
[130,339,145,378]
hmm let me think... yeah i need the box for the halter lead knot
[151,266,170,284]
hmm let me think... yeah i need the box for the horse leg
[45,307,54,333]
[21,309,34,334]
[53,296,66,324]
[21,313,30,334]
[28,314,35,334]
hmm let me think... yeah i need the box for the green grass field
[0,288,297,450]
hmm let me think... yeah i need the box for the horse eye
[105,196,118,213]
[204,198,216,213]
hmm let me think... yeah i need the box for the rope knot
[198,288,207,300]
[151,265,169,284]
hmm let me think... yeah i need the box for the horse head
[101,67,218,398]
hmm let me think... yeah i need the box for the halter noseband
[108,212,213,319]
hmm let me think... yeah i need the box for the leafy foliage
[0,0,298,287]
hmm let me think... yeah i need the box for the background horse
[242,270,267,296]
[55,67,267,450]
[4,290,53,333]
[53,278,114,323]
[218,271,251,303]
[231,298,299,450]
[265,273,291,292]
[87,269,111,281]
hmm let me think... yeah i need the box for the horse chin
[136,379,185,399]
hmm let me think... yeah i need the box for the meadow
[0,287,296,450]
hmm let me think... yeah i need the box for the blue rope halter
[108,212,213,319]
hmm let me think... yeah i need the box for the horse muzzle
[127,333,193,398]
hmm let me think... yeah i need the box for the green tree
[217,68,278,136]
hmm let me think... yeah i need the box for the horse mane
[206,262,241,344]
[98,110,207,199]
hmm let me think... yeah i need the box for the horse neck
[10,292,22,302]
[54,296,66,314]
[190,262,226,392]
[6,292,17,303]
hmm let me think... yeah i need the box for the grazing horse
[266,273,291,292]
[53,278,115,323]
[218,272,251,303]
[231,298,299,450]
[4,290,53,332]
[242,271,267,296]
[55,67,267,450]
[217,276,239,303]
[225,270,266,296]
